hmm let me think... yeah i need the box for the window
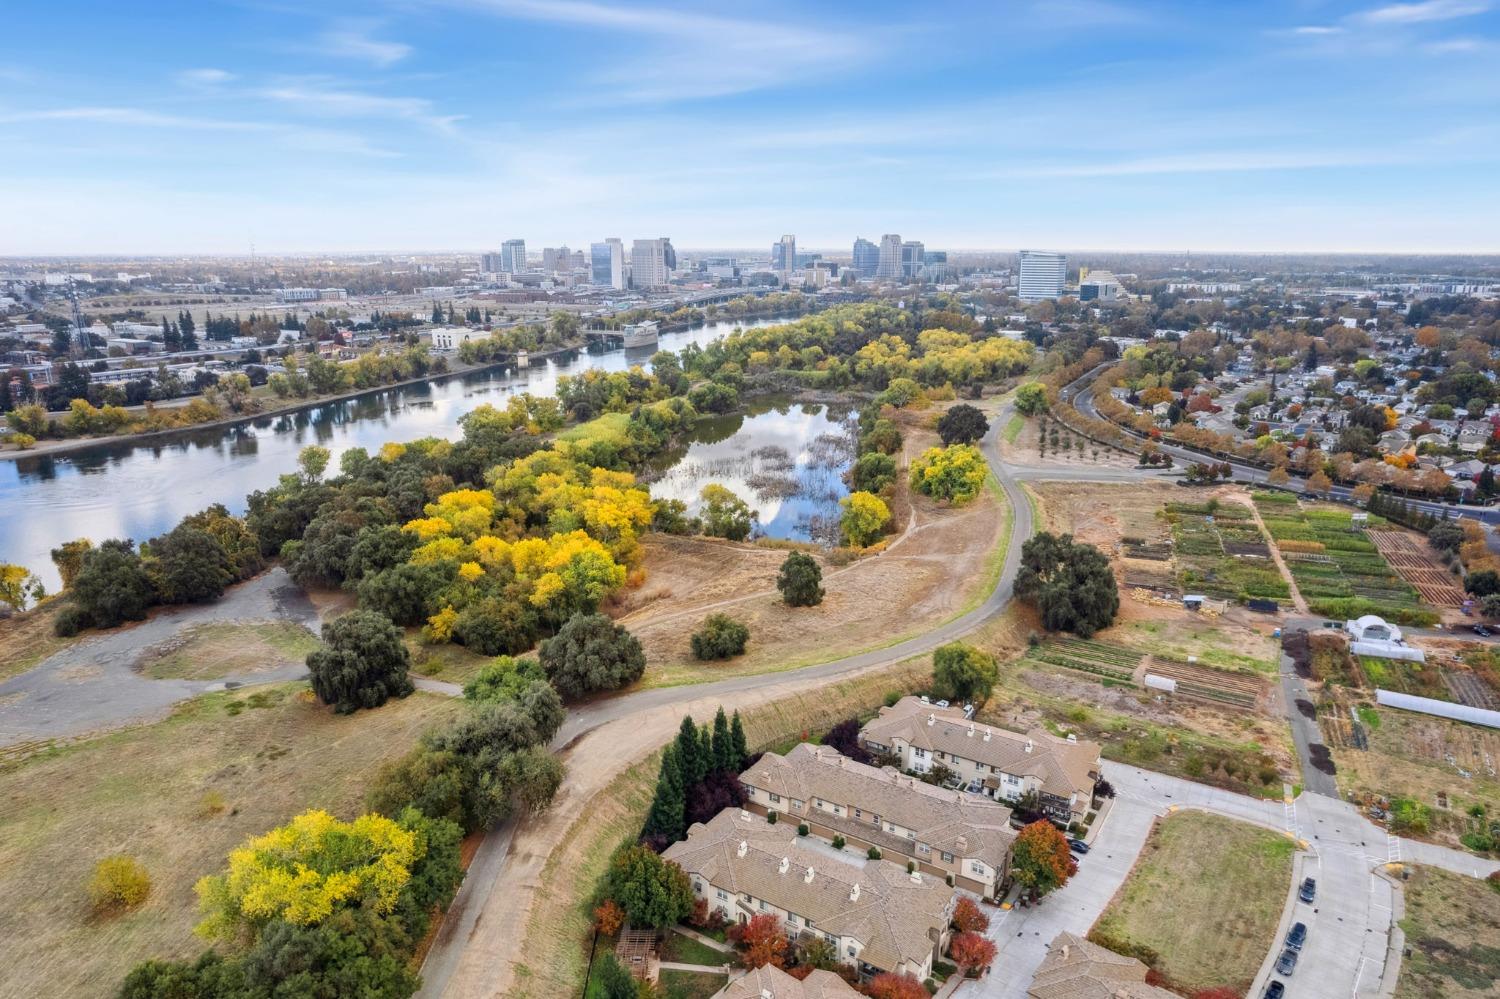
[788,914,798,925]
[717,889,728,900]
[694,882,703,894]
[769,793,782,804]
[855,808,862,818]
[791,799,804,810]
[917,843,930,854]
[941,851,954,863]
[847,946,857,957]
[759,900,768,911]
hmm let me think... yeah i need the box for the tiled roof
[743,744,1015,868]
[1028,932,1178,999]
[663,809,955,974]
[861,698,1100,801]
[718,965,861,999]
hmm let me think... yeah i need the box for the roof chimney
[1061,944,1070,961]
[967,724,974,738]
[804,867,815,884]
[737,840,748,858]
[983,728,992,742]
[849,882,861,902]
[779,857,790,874]
[955,835,968,851]
[927,713,935,726]
[761,990,774,999]
[1025,739,1033,754]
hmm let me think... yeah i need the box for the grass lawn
[1091,811,1295,994]
[404,630,495,682]
[661,930,730,967]
[1395,865,1500,999]
[0,684,463,999]
[139,620,320,680]
[657,969,728,998]
[1003,413,1025,443]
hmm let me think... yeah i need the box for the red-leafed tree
[593,899,624,936]
[740,913,788,969]
[1011,820,1077,898]
[952,896,990,933]
[867,972,929,999]
[950,931,998,975]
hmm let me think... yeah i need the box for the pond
[644,398,857,545]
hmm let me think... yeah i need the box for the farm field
[1394,865,1500,999]
[1164,498,1289,604]
[0,684,464,999]
[1252,492,1435,624]
[1090,811,1295,995]
[1367,529,1469,608]
[1022,636,1269,712]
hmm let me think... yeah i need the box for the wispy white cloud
[1356,0,1490,25]
[451,0,879,101]
[0,105,398,157]
[1290,25,1344,35]
[255,80,463,133]
[176,67,236,89]
[319,20,412,67]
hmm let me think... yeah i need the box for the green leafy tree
[1014,382,1048,415]
[1014,532,1119,638]
[366,747,467,827]
[700,483,754,541]
[306,610,415,714]
[602,844,694,930]
[539,612,646,700]
[586,953,640,999]
[932,642,999,704]
[937,404,990,445]
[463,655,547,703]
[690,613,750,660]
[851,451,897,493]
[66,540,155,630]
[357,561,455,627]
[776,551,824,607]
[149,524,235,604]
[299,445,331,482]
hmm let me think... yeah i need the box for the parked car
[1286,921,1307,952]
[1276,949,1299,976]
[1473,624,1493,637]
[1263,982,1285,999]
[1067,838,1090,855]
[1299,877,1317,903]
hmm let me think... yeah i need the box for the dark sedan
[1276,949,1299,976]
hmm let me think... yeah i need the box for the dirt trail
[1246,496,1309,614]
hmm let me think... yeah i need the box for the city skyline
[2,0,1499,255]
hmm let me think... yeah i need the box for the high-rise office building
[480,252,504,274]
[542,245,572,274]
[772,234,796,275]
[900,240,925,280]
[631,238,674,290]
[852,238,879,277]
[876,234,903,279]
[591,238,625,289]
[1018,250,1068,301]
[501,239,526,273]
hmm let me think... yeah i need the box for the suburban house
[1028,932,1177,999]
[739,742,1016,898]
[716,964,860,999]
[859,697,1102,824]
[662,808,957,983]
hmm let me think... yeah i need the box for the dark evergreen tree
[730,711,748,770]
[711,707,733,773]
[640,744,685,845]
[674,715,707,787]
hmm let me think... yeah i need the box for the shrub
[798,823,809,836]
[867,846,881,860]
[931,642,998,704]
[691,613,750,660]
[831,835,846,850]
[539,612,646,700]
[594,899,625,936]
[89,855,151,913]
[937,404,989,445]
[777,551,824,607]
[305,609,414,714]
[10,432,36,450]
[767,811,778,824]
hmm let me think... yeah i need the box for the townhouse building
[859,697,1101,824]
[717,965,860,999]
[739,742,1015,898]
[663,809,957,983]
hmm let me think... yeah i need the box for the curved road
[416,400,1038,998]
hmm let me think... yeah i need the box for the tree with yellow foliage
[909,444,988,504]
[840,491,891,547]
[195,810,422,939]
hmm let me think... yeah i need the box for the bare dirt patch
[136,620,320,681]
[0,685,464,999]
[1395,864,1500,999]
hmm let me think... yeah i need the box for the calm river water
[0,319,784,589]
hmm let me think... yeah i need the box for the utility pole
[66,276,87,359]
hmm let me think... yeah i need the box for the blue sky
[2,0,1498,254]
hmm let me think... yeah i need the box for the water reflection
[645,398,856,544]
[0,318,781,588]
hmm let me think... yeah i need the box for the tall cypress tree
[711,707,732,774]
[675,715,706,788]
[730,711,748,771]
[641,744,685,844]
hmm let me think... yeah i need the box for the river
[0,318,782,589]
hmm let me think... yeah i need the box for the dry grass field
[1091,811,1295,995]
[137,620,320,680]
[0,599,83,682]
[0,684,463,999]
[1395,865,1500,999]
